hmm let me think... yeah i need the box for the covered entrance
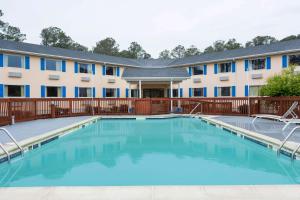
[143,88,164,98]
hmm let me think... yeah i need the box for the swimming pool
[0,117,300,186]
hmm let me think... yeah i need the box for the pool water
[0,118,300,186]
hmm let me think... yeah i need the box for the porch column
[128,82,132,112]
[177,83,181,109]
[170,80,173,112]
[139,80,142,98]
[128,83,131,98]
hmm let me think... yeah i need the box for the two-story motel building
[0,39,300,99]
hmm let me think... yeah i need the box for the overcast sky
[1,0,300,57]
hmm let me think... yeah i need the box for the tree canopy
[0,10,26,42]
[260,65,300,96]
[245,36,277,47]
[92,37,119,56]
[40,27,88,51]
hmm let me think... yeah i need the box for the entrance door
[143,89,165,98]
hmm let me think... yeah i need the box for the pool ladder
[189,102,202,115]
[277,126,300,160]
[0,128,24,162]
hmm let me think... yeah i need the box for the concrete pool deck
[1,185,300,200]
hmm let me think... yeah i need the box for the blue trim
[93,87,96,98]
[102,88,106,97]
[266,57,271,70]
[40,58,45,71]
[245,85,249,97]
[204,87,207,97]
[214,86,218,97]
[188,67,192,76]
[75,87,79,97]
[62,60,66,72]
[116,67,120,76]
[244,59,248,71]
[92,64,95,75]
[203,65,207,75]
[214,64,218,74]
[189,88,192,97]
[0,84,4,97]
[232,62,236,73]
[180,88,183,97]
[41,85,46,98]
[282,55,288,68]
[0,54,3,67]
[74,62,78,73]
[25,56,30,69]
[117,88,120,97]
[25,85,30,97]
[102,65,106,75]
[232,86,236,97]
[62,86,66,98]
[126,88,129,98]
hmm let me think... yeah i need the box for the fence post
[51,104,56,118]
[8,101,12,125]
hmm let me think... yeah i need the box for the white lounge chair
[252,101,299,124]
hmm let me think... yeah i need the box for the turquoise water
[0,118,300,186]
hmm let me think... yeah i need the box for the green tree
[119,42,151,59]
[280,34,300,42]
[40,27,88,51]
[185,45,201,57]
[203,39,242,53]
[260,65,300,96]
[245,36,277,47]
[224,39,242,50]
[159,49,171,59]
[171,45,185,59]
[93,37,119,56]
[0,10,26,42]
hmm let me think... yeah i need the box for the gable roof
[1,38,300,68]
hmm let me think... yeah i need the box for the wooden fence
[0,97,299,126]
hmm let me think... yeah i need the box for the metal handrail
[277,126,300,158]
[0,128,23,153]
[189,102,202,115]
[0,143,10,161]
[292,143,300,160]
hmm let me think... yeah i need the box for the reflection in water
[0,118,300,186]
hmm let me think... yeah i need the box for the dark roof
[1,39,300,68]
[122,67,189,78]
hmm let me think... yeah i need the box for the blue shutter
[25,85,30,97]
[214,87,218,97]
[189,88,192,97]
[92,64,95,75]
[266,57,271,70]
[244,85,249,97]
[204,87,207,97]
[102,88,106,97]
[0,54,3,67]
[75,87,79,97]
[204,65,207,75]
[62,86,66,98]
[102,65,106,75]
[232,86,236,97]
[25,56,30,70]
[62,60,66,72]
[74,62,78,73]
[282,55,288,68]
[232,62,236,73]
[41,85,46,98]
[93,87,96,98]
[214,64,218,74]
[0,84,4,97]
[180,88,183,97]
[116,67,120,76]
[126,88,129,98]
[188,67,192,76]
[40,58,45,71]
[117,88,120,97]
[244,59,249,71]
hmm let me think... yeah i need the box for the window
[167,89,179,97]
[5,54,24,68]
[46,86,61,97]
[193,88,204,97]
[79,63,92,74]
[193,66,204,75]
[219,62,231,73]
[218,87,231,97]
[289,54,300,66]
[106,66,115,76]
[5,85,24,97]
[45,59,62,71]
[106,88,116,97]
[79,87,92,97]
[249,85,263,96]
[250,58,265,70]
[131,89,139,98]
